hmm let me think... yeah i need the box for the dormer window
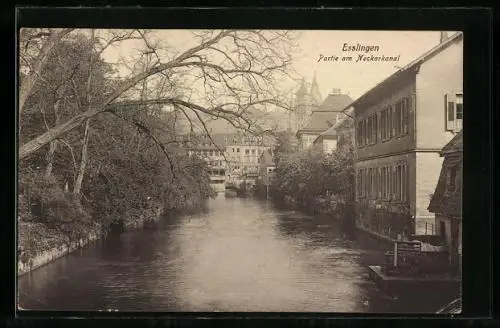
[446,166,457,192]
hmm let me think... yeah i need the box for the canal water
[18,195,445,313]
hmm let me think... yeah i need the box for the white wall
[415,36,463,150]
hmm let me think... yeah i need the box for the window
[388,106,393,137]
[377,168,381,198]
[397,165,402,201]
[381,167,385,198]
[237,148,240,153]
[357,121,364,147]
[364,119,368,146]
[445,92,463,131]
[373,115,378,143]
[357,170,361,197]
[447,166,457,191]
[369,168,374,198]
[390,166,395,199]
[245,149,250,155]
[251,149,256,155]
[366,168,370,197]
[402,97,410,135]
[440,221,446,239]
[395,102,402,136]
[381,109,387,140]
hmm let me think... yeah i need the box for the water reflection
[18,195,434,313]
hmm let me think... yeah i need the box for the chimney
[330,88,341,95]
[440,32,449,43]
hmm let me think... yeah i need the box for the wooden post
[393,242,398,267]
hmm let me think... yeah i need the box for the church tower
[310,72,322,108]
[295,78,309,130]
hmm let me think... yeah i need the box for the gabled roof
[317,93,353,112]
[300,111,337,133]
[340,32,463,115]
[314,125,337,143]
[440,130,463,156]
[298,92,353,134]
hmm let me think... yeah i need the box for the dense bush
[273,136,355,211]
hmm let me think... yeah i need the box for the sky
[101,29,456,105]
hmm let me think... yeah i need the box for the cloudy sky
[102,30,457,104]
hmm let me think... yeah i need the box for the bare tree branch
[19,28,74,116]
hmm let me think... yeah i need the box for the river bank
[17,204,165,276]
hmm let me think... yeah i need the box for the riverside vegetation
[266,130,356,219]
[18,29,297,272]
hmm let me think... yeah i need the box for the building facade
[187,134,228,192]
[352,32,463,238]
[428,130,462,268]
[225,134,274,186]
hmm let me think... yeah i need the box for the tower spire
[296,78,307,97]
[310,71,322,106]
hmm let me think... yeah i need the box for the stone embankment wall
[18,232,99,276]
[18,204,164,276]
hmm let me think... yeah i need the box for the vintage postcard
[17,28,462,314]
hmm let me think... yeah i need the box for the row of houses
[291,32,463,265]
[182,132,277,192]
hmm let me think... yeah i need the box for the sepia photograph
[17,28,463,314]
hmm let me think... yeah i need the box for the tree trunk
[44,96,62,179]
[73,119,91,195]
[44,141,57,179]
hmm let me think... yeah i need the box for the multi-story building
[225,133,275,186]
[297,89,353,151]
[187,134,228,192]
[350,32,463,238]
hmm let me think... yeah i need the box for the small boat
[224,189,237,197]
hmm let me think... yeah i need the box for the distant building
[428,130,462,267]
[288,74,323,133]
[351,32,463,238]
[297,89,353,151]
[187,134,228,192]
[225,133,275,186]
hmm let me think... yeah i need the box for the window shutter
[388,166,392,200]
[455,93,463,131]
[377,113,381,141]
[392,166,397,200]
[403,98,409,135]
[378,167,382,198]
[446,93,456,131]
[391,106,396,137]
